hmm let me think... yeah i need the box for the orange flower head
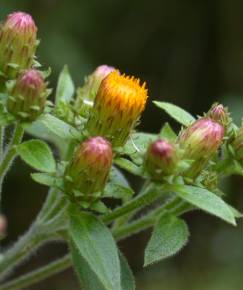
[86,70,148,147]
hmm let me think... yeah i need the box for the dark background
[1,0,243,289]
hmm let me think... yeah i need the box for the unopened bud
[7,69,47,121]
[232,127,243,165]
[0,12,37,79]
[179,118,224,177]
[144,139,178,180]
[86,71,148,147]
[65,137,113,199]
[90,65,116,97]
[75,65,115,116]
[208,103,230,127]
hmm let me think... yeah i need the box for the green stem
[114,199,193,241]
[102,183,165,224]
[0,199,193,290]
[0,190,66,281]
[0,183,164,281]
[112,180,150,230]
[0,123,24,199]
[0,255,70,290]
[0,126,5,162]
[0,222,55,281]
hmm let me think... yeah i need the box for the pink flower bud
[7,69,47,121]
[65,137,113,200]
[179,118,224,177]
[94,65,116,81]
[75,65,116,111]
[0,12,37,79]
[145,139,178,180]
[232,127,243,165]
[208,103,229,127]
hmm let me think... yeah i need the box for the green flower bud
[208,103,230,127]
[232,127,243,165]
[144,139,178,180]
[7,69,47,121]
[179,118,224,177]
[0,12,37,79]
[65,137,113,199]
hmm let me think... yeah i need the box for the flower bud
[0,12,37,79]
[144,139,178,180]
[86,71,148,147]
[232,127,243,165]
[208,103,230,127]
[75,65,116,117]
[7,69,47,121]
[179,118,224,177]
[65,137,113,199]
[89,65,116,97]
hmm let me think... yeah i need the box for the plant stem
[0,255,70,290]
[0,199,193,290]
[0,222,53,281]
[0,123,24,200]
[0,126,5,161]
[102,183,166,224]
[0,183,164,280]
[114,199,193,241]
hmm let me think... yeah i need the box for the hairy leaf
[170,185,236,225]
[144,213,189,266]
[69,208,121,290]
[17,140,56,173]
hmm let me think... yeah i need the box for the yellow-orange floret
[86,70,148,147]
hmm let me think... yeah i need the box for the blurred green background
[1,0,243,289]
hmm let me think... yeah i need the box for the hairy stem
[0,255,70,290]
[0,222,52,281]
[0,198,193,290]
[102,183,166,224]
[0,190,66,281]
[0,183,164,280]
[0,123,24,200]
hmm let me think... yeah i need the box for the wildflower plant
[0,11,242,290]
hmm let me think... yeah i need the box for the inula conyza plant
[0,11,242,290]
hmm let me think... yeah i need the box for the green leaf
[17,140,56,173]
[114,158,142,176]
[170,185,236,225]
[69,207,121,290]
[159,122,177,141]
[38,114,78,140]
[103,167,134,201]
[153,101,195,126]
[119,252,135,290]
[144,213,189,266]
[124,132,156,164]
[31,172,57,187]
[110,166,130,188]
[228,205,243,218]
[56,65,74,103]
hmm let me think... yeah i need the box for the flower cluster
[0,11,49,122]
[0,10,243,290]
